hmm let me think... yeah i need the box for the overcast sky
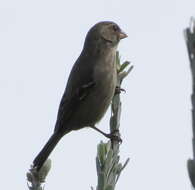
[0,0,195,189]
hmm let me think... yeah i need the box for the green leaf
[116,163,123,173]
[98,143,106,166]
[105,184,114,190]
[118,61,130,73]
[97,172,106,190]
[105,141,111,153]
[116,51,121,71]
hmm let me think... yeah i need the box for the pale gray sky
[0,0,195,189]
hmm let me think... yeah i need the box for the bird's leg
[115,86,126,95]
[90,125,122,143]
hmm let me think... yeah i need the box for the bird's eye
[112,25,119,32]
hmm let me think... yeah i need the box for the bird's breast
[68,50,117,128]
[92,51,117,110]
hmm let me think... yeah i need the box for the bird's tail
[33,132,63,171]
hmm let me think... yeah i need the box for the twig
[184,17,195,188]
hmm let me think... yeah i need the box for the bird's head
[84,21,127,51]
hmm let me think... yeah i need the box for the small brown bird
[33,21,127,171]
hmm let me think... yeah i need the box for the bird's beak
[119,31,128,39]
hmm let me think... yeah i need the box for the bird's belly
[71,67,117,128]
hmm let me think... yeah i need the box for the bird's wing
[54,53,95,132]
[54,80,95,132]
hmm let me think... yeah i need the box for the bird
[33,21,127,171]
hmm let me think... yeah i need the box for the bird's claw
[115,86,126,95]
[106,129,122,144]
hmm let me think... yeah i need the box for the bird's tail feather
[33,132,63,171]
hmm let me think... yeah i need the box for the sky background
[0,0,195,189]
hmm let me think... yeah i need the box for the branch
[184,17,195,188]
[95,51,133,190]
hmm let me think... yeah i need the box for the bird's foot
[104,129,122,144]
[115,86,126,95]
[90,126,122,143]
